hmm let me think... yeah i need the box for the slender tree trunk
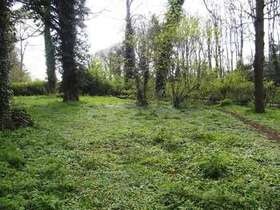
[44,24,57,94]
[0,0,12,129]
[56,0,79,102]
[254,0,265,113]
[207,26,212,70]
[239,9,244,65]
[124,0,135,82]
[214,23,219,72]
[44,2,57,94]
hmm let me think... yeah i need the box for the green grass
[0,96,279,209]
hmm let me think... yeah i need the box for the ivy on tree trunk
[155,0,185,98]
[0,0,12,129]
[44,2,57,94]
[56,0,80,102]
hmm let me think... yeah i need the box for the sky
[19,0,209,80]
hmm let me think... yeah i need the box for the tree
[254,0,265,113]
[55,0,80,102]
[10,46,31,83]
[169,16,201,108]
[23,0,88,98]
[202,0,223,77]
[155,0,185,98]
[134,19,151,106]
[20,0,57,93]
[0,0,13,129]
[43,1,57,94]
[123,0,136,82]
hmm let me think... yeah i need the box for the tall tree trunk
[0,0,12,130]
[155,0,185,98]
[44,24,57,94]
[207,21,212,69]
[239,9,244,65]
[44,2,57,94]
[124,0,135,82]
[214,22,220,75]
[254,0,265,113]
[56,0,79,102]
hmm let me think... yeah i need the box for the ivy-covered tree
[55,0,89,102]
[134,19,152,106]
[123,0,136,82]
[155,0,185,98]
[43,1,57,94]
[20,0,57,93]
[0,0,13,129]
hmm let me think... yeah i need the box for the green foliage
[12,81,48,96]
[28,194,62,210]
[263,80,280,105]
[198,153,230,179]
[9,48,31,83]
[80,59,125,96]
[11,107,33,128]
[152,127,171,144]
[0,96,279,209]
[200,70,254,105]
[0,144,25,169]
[220,99,233,107]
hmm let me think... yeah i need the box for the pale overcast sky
[19,0,211,80]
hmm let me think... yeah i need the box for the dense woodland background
[1,0,280,128]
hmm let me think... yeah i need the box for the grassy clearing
[0,96,279,209]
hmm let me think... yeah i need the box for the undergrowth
[0,96,279,209]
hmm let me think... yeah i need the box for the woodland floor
[0,96,279,210]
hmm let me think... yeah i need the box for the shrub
[200,70,254,105]
[28,194,62,210]
[11,108,33,128]
[0,144,25,169]
[152,128,170,144]
[264,80,280,105]
[198,153,230,179]
[219,99,233,107]
[12,81,47,96]
[80,69,125,96]
[223,71,254,105]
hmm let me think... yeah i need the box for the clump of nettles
[10,107,33,129]
[199,153,230,179]
[152,127,170,144]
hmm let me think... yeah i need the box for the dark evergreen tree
[55,0,88,102]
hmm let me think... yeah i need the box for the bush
[198,153,230,179]
[0,144,25,169]
[200,70,254,105]
[263,80,280,105]
[12,81,47,96]
[11,107,33,129]
[80,64,125,96]
[219,99,233,107]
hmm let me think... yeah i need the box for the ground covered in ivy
[0,96,279,209]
